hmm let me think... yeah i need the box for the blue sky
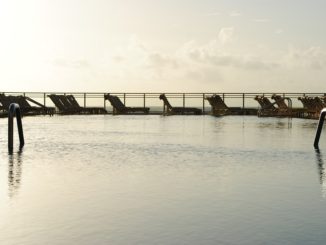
[0,0,325,92]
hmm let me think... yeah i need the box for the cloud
[94,36,326,92]
[275,29,284,35]
[229,11,241,17]
[205,12,220,17]
[184,48,278,71]
[147,53,178,69]
[252,18,270,23]
[284,46,326,70]
[218,27,235,45]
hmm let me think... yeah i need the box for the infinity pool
[0,115,326,245]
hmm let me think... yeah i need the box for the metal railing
[1,92,325,106]
[8,103,25,153]
[1,92,325,114]
[314,108,326,149]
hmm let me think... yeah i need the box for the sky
[0,0,326,92]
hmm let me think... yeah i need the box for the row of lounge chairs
[254,95,295,117]
[1,93,325,118]
[104,93,203,115]
[205,93,326,118]
[298,96,326,119]
[48,94,106,114]
[254,94,326,119]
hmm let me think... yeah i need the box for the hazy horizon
[1,0,326,92]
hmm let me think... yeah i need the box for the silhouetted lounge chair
[48,94,75,114]
[0,93,54,115]
[322,96,326,106]
[254,95,278,117]
[298,96,324,119]
[104,94,149,115]
[159,94,202,115]
[48,94,106,114]
[270,94,296,117]
[205,94,230,116]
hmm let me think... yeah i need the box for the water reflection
[8,151,23,198]
[315,149,326,198]
[257,118,292,129]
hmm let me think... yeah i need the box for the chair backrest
[271,94,288,110]
[0,93,11,108]
[48,94,66,111]
[314,97,325,111]
[159,94,173,109]
[299,96,319,111]
[66,95,81,109]
[206,95,228,109]
[254,95,275,109]
[254,96,264,107]
[16,96,32,108]
[262,97,275,109]
[322,96,326,106]
[105,94,126,111]
[214,95,228,109]
[0,94,31,109]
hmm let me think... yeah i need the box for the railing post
[104,93,106,110]
[124,93,126,105]
[183,93,185,108]
[203,93,205,114]
[314,108,326,149]
[44,93,46,107]
[84,93,86,108]
[243,93,245,109]
[144,93,146,108]
[8,103,24,153]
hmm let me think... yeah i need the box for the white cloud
[205,12,220,17]
[252,18,270,23]
[229,11,241,17]
[146,53,178,69]
[36,36,326,92]
[284,46,326,70]
[218,27,235,45]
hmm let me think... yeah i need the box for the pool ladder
[314,108,326,149]
[8,103,25,153]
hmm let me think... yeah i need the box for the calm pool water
[1,115,326,245]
